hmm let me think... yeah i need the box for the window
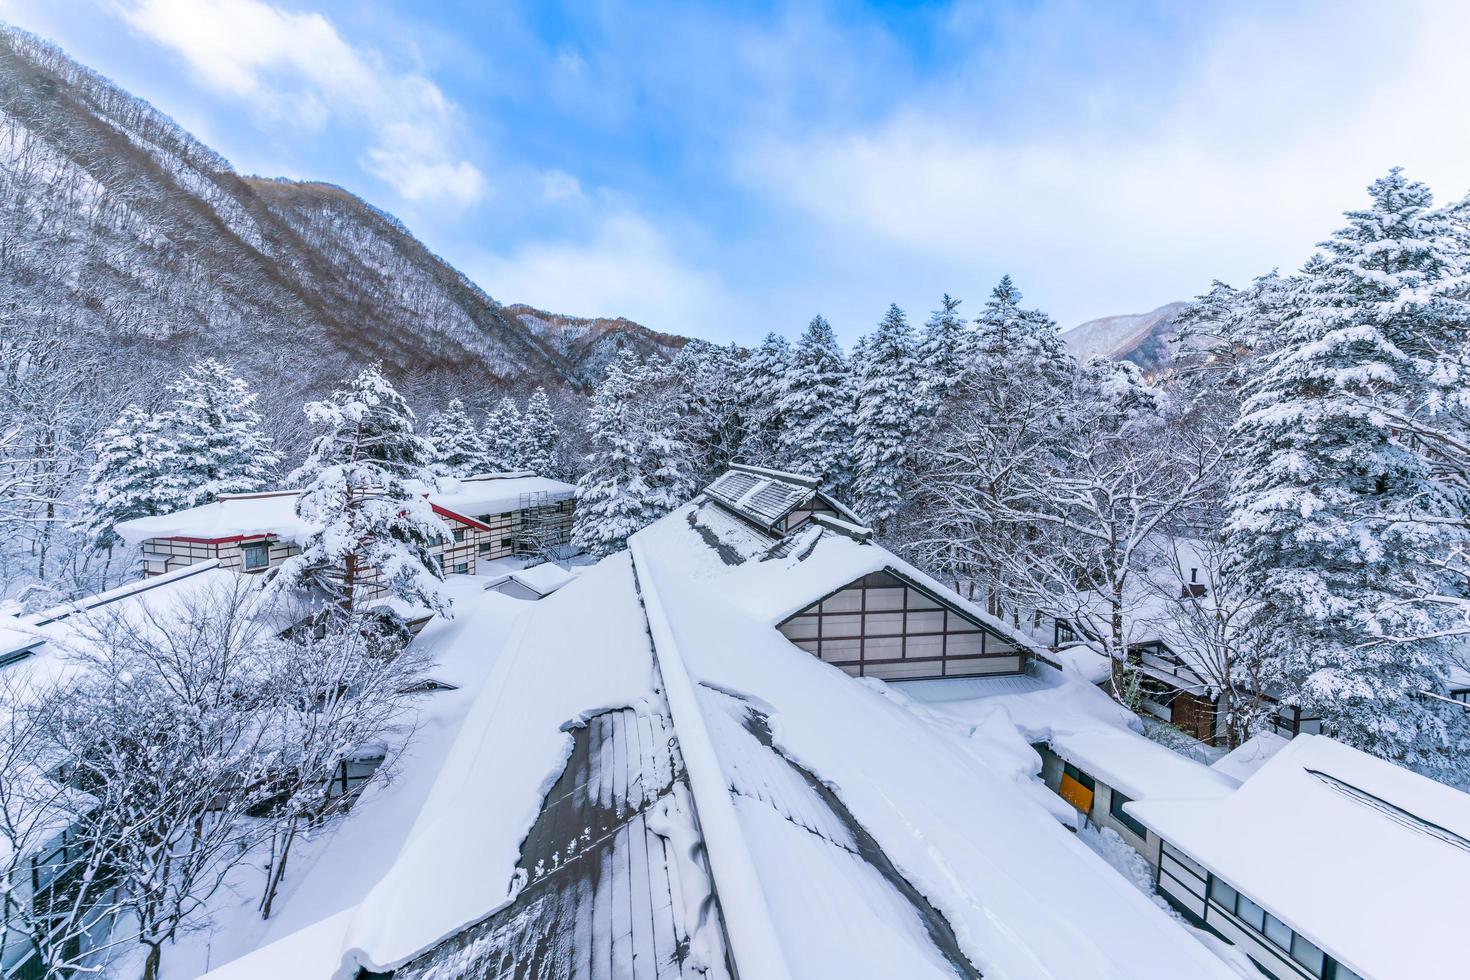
[453,528,469,543]
[1235,895,1266,931]
[479,542,494,554]
[1291,935,1325,975]
[1210,873,1332,979]
[1062,762,1095,792]
[1208,877,1236,908]
[1109,790,1148,839]
[1264,913,1292,949]
[1332,964,1363,980]
[242,542,270,571]
[454,563,469,575]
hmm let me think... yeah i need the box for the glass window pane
[1332,964,1362,980]
[1209,877,1236,908]
[1236,896,1266,932]
[1264,913,1291,949]
[1290,935,1325,976]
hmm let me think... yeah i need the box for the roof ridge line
[627,538,795,980]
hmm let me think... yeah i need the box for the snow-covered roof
[423,473,575,519]
[116,492,307,545]
[206,491,1238,978]
[624,504,1239,978]
[892,663,1238,803]
[1126,734,1470,980]
[481,561,577,598]
[115,473,575,547]
[1209,730,1290,782]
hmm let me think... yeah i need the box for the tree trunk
[260,817,298,920]
[141,941,162,980]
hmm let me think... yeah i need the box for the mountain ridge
[0,24,681,399]
[1061,301,1192,369]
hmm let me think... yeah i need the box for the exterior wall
[1036,745,1162,867]
[777,568,1026,681]
[781,495,841,534]
[1155,840,1358,980]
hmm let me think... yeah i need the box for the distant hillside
[0,26,686,402]
[504,305,688,380]
[1062,302,1192,369]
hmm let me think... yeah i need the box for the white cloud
[735,0,1470,325]
[470,209,733,334]
[112,0,485,203]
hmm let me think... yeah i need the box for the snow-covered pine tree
[973,275,1071,383]
[75,403,185,551]
[572,351,694,557]
[161,358,279,508]
[424,398,487,477]
[669,342,748,485]
[852,304,921,533]
[774,316,853,493]
[735,333,790,467]
[916,294,971,413]
[271,364,450,617]
[1226,169,1470,779]
[482,396,525,472]
[520,387,561,477]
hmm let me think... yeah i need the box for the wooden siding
[777,568,1025,681]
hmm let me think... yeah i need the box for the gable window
[242,541,270,572]
[1108,790,1148,839]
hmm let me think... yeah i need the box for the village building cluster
[2,463,1466,980]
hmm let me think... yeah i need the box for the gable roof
[1126,734,1470,980]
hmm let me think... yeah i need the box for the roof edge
[729,462,820,489]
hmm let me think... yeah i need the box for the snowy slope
[1062,302,1192,368]
[0,27,687,396]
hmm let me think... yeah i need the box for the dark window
[479,542,494,554]
[453,528,469,543]
[1062,762,1095,792]
[501,538,515,548]
[242,542,270,571]
[454,563,469,575]
[1291,934,1325,975]
[1109,790,1148,839]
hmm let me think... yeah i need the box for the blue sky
[3,0,1467,345]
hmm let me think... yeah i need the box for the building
[707,465,1037,681]
[1129,734,1470,980]
[115,472,575,592]
[200,467,1239,980]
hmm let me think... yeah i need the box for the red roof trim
[150,533,276,545]
[431,504,492,532]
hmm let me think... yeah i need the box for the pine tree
[852,304,921,532]
[916,294,971,412]
[1226,169,1470,779]
[271,364,450,617]
[520,387,561,476]
[482,396,525,472]
[973,275,1070,382]
[775,316,853,492]
[572,351,693,557]
[425,398,486,477]
[75,404,185,550]
[668,342,748,485]
[738,333,790,466]
[162,359,279,508]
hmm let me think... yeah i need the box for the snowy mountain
[1062,301,1192,369]
[0,27,680,394]
[504,304,688,381]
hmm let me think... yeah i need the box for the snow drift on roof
[1126,734,1470,980]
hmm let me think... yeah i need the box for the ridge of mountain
[0,24,682,399]
[1061,301,1193,369]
